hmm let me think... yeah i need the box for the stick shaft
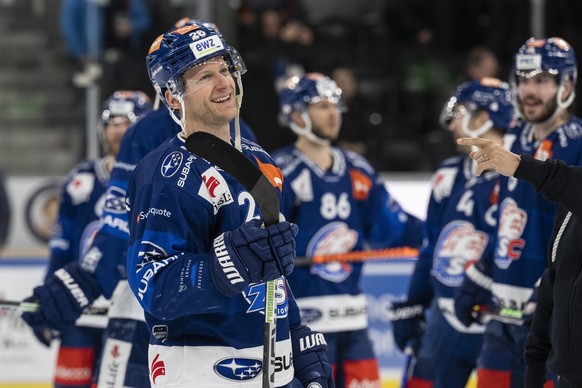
[295,247,419,266]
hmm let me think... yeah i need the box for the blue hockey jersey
[49,158,110,274]
[489,117,582,312]
[126,135,299,387]
[272,145,423,333]
[409,155,499,333]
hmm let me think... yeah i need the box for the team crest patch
[198,167,234,214]
[495,197,527,269]
[433,220,488,287]
[161,151,183,178]
[306,222,358,282]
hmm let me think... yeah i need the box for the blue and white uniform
[272,145,422,386]
[408,155,499,387]
[126,135,300,387]
[47,158,110,388]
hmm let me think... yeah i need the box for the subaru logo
[213,358,262,381]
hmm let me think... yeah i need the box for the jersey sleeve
[46,182,74,278]
[364,180,423,249]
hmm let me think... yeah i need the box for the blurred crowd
[57,0,582,172]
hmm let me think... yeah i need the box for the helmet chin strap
[289,112,331,146]
[234,73,244,151]
[462,115,493,138]
[167,94,188,137]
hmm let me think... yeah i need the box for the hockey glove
[31,328,59,347]
[21,262,102,332]
[291,324,335,388]
[210,218,298,296]
[454,262,493,327]
[389,300,425,354]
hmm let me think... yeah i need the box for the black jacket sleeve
[0,171,10,248]
[514,154,582,216]
[524,268,554,388]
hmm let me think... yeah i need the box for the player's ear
[165,90,181,110]
[290,111,306,128]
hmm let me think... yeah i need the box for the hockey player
[21,19,260,388]
[124,22,333,387]
[389,78,514,388]
[31,91,152,388]
[272,73,423,387]
[454,37,582,387]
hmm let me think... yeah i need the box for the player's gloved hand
[210,218,298,296]
[291,324,335,388]
[21,262,102,332]
[389,300,425,353]
[454,261,493,327]
[31,328,59,347]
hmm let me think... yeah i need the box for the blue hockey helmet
[440,77,514,136]
[146,21,246,110]
[512,37,577,87]
[101,90,152,124]
[279,73,343,144]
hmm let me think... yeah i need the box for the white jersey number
[320,192,351,220]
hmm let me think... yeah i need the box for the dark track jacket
[517,154,582,387]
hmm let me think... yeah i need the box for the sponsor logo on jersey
[178,155,195,187]
[161,151,183,178]
[349,169,372,201]
[137,241,168,271]
[434,221,488,287]
[138,207,172,222]
[198,167,234,214]
[495,197,527,269]
[300,307,323,324]
[534,139,553,161]
[306,222,358,282]
[151,354,166,385]
[213,357,262,381]
[253,156,284,191]
[291,168,313,201]
[432,167,457,203]
[67,172,95,205]
[190,35,224,59]
[104,186,127,214]
[244,279,289,318]
[79,219,101,257]
[275,352,293,373]
[137,255,179,300]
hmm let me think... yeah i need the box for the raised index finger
[456,137,491,148]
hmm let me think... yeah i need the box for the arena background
[1,0,580,386]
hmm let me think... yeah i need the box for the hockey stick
[0,300,108,315]
[294,246,419,266]
[400,339,417,388]
[185,132,279,388]
[471,306,525,326]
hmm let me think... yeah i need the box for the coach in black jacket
[457,136,582,388]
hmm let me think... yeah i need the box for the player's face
[181,57,237,128]
[516,72,559,123]
[104,116,131,156]
[308,100,341,141]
